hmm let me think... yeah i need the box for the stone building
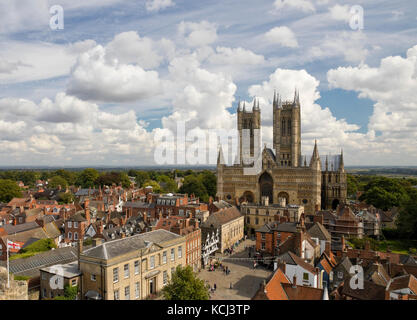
[40,261,81,299]
[216,91,347,214]
[0,266,28,300]
[79,229,186,300]
[200,206,244,253]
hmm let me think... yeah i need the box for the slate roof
[341,277,386,300]
[41,261,81,278]
[0,246,78,278]
[307,222,331,241]
[3,221,40,234]
[82,229,182,260]
[256,222,298,233]
[277,251,317,274]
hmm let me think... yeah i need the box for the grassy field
[347,238,417,255]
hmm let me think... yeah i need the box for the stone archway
[332,199,340,210]
[259,172,273,204]
[240,191,255,204]
[277,192,290,206]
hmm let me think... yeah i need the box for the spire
[304,156,307,167]
[293,88,297,105]
[217,145,225,165]
[253,97,256,110]
[325,155,328,171]
[277,93,282,109]
[339,148,344,171]
[243,101,246,112]
[238,99,241,112]
[257,99,260,110]
[310,140,320,167]
[296,90,300,106]
[273,90,277,108]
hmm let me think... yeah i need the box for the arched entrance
[240,191,255,204]
[259,172,273,204]
[277,192,289,206]
[332,199,340,210]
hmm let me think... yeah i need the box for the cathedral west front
[216,90,347,214]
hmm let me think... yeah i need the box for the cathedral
[216,90,347,214]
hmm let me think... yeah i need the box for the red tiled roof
[264,268,290,300]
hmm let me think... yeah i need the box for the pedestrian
[229,282,233,289]
[214,283,217,291]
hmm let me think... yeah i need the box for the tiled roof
[3,221,40,234]
[277,251,317,274]
[307,222,331,241]
[387,274,417,295]
[265,268,290,300]
[201,206,241,228]
[282,283,324,300]
[341,277,386,300]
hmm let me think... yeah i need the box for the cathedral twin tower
[216,90,347,214]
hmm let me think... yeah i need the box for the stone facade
[0,266,28,300]
[216,91,347,214]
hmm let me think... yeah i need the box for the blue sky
[0,0,417,166]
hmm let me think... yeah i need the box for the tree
[48,175,68,189]
[119,172,131,189]
[162,265,209,300]
[58,192,74,204]
[54,285,79,300]
[359,177,408,210]
[143,180,161,193]
[157,175,177,193]
[179,175,209,202]
[396,189,417,238]
[75,168,99,188]
[135,171,150,187]
[198,170,216,198]
[0,179,22,202]
[54,169,76,185]
[17,171,38,186]
[347,174,359,197]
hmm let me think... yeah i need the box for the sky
[0,0,417,167]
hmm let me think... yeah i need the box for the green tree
[179,175,208,202]
[54,169,76,185]
[198,170,216,198]
[54,285,79,300]
[120,172,131,189]
[75,168,99,188]
[347,174,359,197]
[135,171,150,187]
[58,192,74,204]
[143,180,161,193]
[0,179,22,202]
[359,177,408,210]
[17,171,38,186]
[396,189,417,238]
[48,175,68,189]
[162,266,209,300]
[157,175,177,193]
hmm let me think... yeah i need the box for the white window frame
[68,221,72,228]
[124,286,130,300]
[68,231,72,240]
[178,246,182,258]
[150,256,155,269]
[124,264,129,278]
[171,248,175,261]
[113,267,119,283]
[91,274,96,281]
[134,260,139,275]
[162,251,167,264]
[135,282,140,299]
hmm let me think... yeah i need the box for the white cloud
[327,45,417,164]
[145,0,175,12]
[264,26,299,48]
[67,45,161,102]
[273,0,315,13]
[178,21,218,48]
[208,47,265,65]
[106,31,163,69]
[329,4,351,22]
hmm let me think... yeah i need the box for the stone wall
[0,267,28,300]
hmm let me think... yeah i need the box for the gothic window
[287,119,291,135]
[282,119,286,136]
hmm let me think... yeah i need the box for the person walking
[214,283,217,291]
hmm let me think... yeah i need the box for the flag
[7,240,22,252]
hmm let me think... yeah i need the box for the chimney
[97,220,104,235]
[325,240,331,256]
[36,218,44,228]
[84,198,90,222]
[77,239,83,271]
[292,275,297,288]
[341,235,346,252]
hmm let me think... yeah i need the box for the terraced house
[79,229,186,300]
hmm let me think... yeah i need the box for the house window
[74,232,78,240]
[91,274,96,281]
[114,289,120,300]
[255,218,259,225]
[163,271,168,285]
[163,251,167,264]
[246,217,250,224]
[68,232,72,240]
[338,271,343,279]
[261,233,266,240]
[135,282,140,299]
[134,260,140,275]
[68,221,72,228]
[113,267,119,283]
[171,248,175,261]
[71,279,77,287]
[150,256,155,269]
[74,222,78,228]
[124,264,129,278]
[124,286,130,300]
[261,242,265,250]
[303,273,309,281]
[178,246,182,258]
